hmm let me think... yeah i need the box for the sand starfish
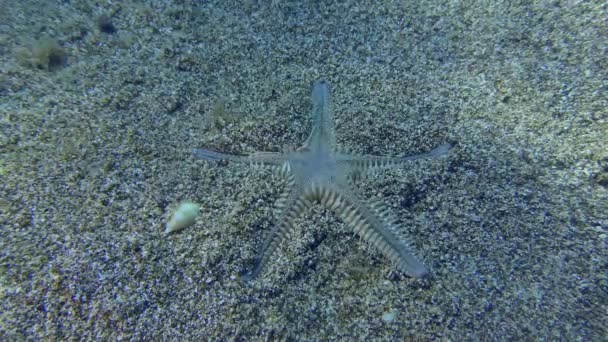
[194,80,450,281]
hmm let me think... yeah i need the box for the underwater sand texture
[1,1,606,340]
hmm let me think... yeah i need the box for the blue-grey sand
[1,1,606,340]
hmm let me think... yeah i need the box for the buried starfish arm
[193,148,286,166]
[193,147,248,162]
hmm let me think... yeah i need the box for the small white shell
[382,310,398,323]
[165,201,200,234]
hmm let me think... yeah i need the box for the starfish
[194,80,451,281]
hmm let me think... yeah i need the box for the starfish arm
[338,143,451,172]
[302,79,336,152]
[313,184,428,278]
[193,147,248,162]
[193,148,286,166]
[242,178,312,282]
